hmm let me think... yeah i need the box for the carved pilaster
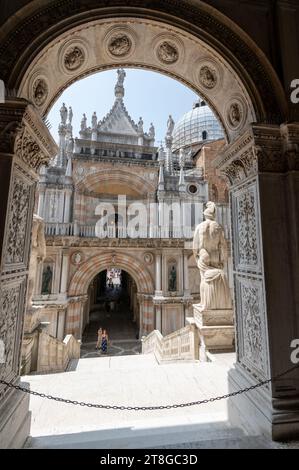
[0,100,57,420]
[216,123,299,439]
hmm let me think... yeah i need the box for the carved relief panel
[2,165,35,273]
[235,275,269,379]
[231,180,262,274]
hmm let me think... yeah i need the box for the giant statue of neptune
[193,201,232,310]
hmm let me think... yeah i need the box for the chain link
[0,363,298,411]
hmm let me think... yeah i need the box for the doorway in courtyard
[81,269,140,358]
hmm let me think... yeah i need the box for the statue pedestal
[192,304,235,356]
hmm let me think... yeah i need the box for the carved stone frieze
[236,275,269,378]
[0,280,25,396]
[233,184,260,272]
[3,170,33,268]
[15,127,48,171]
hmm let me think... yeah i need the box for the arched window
[202,130,208,140]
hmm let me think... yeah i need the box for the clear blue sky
[47,68,200,145]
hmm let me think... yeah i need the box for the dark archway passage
[81,268,141,358]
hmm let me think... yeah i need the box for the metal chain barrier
[0,363,298,411]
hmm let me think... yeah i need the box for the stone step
[26,419,258,449]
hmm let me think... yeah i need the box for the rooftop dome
[172,101,224,151]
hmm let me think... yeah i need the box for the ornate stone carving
[32,78,48,107]
[64,46,85,70]
[15,128,48,171]
[144,252,154,265]
[108,34,132,57]
[0,284,22,379]
[72,251,83,265]
[228,102,242,128]
[199,65,217,89]
[236,190,258,268]
[237,277,268,377]
[4,173,32,266]
[157,41,178,64]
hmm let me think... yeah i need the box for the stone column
[216,124,299,440]
[155,251,162,296]
[0,99,57,448]
[155,304,162,331]
[63,189,72,223]
[60,249,69,294]
[183,252,190,296]
[37,187,45,218]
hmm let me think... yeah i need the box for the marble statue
[42,265,53,294]
[149,123,155,138]
[81,113,87,131]
[92,111,97,129]
[68,106,73,124]
[167,115,175,135]
[60,103,68,124]
[193,201,232,310]
[27,214,46,308]
[116,68,126,86]
[138,117,144,133]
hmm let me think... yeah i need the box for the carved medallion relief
[157,41,178,64]
[199,65,217,89]
[32,78,48,107]
[108,34,132,57]
[64,46,85,71]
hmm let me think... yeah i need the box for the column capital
[214,123,299,186]
[0,99,58,173]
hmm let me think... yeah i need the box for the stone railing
[45,222,194,239]
[142,323,199,363]
[36,333,80,374]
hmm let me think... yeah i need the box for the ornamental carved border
[0,0,282,122]
[235,274,269,380]
[0,277,26,401]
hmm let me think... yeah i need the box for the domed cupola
[172,100,224,152]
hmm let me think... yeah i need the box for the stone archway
[0,1,298,447]
[67,251,155,338]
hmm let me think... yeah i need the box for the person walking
[95,327,102,350]
[101,329,109,354]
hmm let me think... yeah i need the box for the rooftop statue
[92,111,97,129]
[167,115,175,135]
[60,102,68,125]
[81,113,87,131]
[68,106,73,124]
[193,201,232,310]
[138,117,144,133]
[149,123,155,138]
[116,68,126,87]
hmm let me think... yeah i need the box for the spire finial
[115,68,126,99]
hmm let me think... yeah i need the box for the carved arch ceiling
[19,18,257,143]
[75,167,156,198]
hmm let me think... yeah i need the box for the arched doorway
[81,268,140,358]
[0,1,298,446]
